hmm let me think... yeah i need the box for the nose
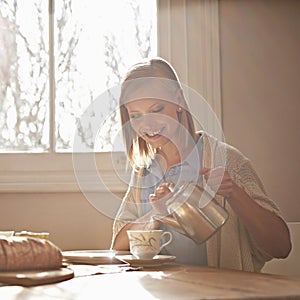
[142,114,155,127]
[132,113,153,122]
[139,114,156,129]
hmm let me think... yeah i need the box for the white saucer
[62,250,130,265]
[115,254,176,267]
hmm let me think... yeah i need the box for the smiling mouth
[144,128,164,138]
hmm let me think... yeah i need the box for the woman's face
[126,98,180,149]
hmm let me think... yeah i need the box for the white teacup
[127,229,173,259]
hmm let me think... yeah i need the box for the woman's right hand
[149,182,174,215]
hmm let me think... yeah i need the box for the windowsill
[0,170,128,194]
[0,152,129,193]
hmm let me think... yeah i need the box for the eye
[151,105,164,113]
[129,113,142,120]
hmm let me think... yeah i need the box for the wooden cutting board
[0,267,74,286]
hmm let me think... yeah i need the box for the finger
[154,188,172,200]
[217,187,232,193]
[156,186,169,194]
[215,188,233,198]
[208,168,227,177]
[206,175,225,184]
[199,168,210,175]
[159,182,174,190]
[207,179,232,189]
[199,168,227,182]
[201,167,227,177]
[210,185,232,193]
[168,182,175,192]
[210,175,231,184]
[205,177,229,188]
[206,173,230,184]
[149,193,158,202]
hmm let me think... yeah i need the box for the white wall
[219,0,300,276]
[0,192,117,250]
[262,223,300,277]
[219,0,300,222]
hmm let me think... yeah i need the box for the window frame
[0,0,221,194]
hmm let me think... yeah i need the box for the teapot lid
[166,181,216,212]
[166,182,196,213]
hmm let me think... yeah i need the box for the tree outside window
[0,0,157,153]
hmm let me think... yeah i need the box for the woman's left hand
[199,167,236,199]
[149,182,174,215]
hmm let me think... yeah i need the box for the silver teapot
[153,182,228,244]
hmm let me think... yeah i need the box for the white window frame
[0,0,221,194]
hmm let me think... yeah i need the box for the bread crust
[0,237,62,271]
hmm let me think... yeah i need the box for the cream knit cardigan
[111,132,282,272]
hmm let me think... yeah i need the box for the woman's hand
[199,167,292,258]
[199,167,237,199]
[149,182,174,215]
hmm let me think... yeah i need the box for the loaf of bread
[0,236,62,271]
[14,230,50,240]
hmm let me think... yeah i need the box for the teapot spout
[153,215,187,236]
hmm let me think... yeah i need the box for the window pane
[55,0,157,152]
[0,0,49,153]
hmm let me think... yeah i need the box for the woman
[111,57,291,272]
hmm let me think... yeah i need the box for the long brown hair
[119,57,196,168]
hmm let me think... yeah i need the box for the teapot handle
[152,215,186,236]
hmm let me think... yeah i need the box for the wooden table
[1,263,300,299]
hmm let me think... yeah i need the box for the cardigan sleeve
[232,157,283,265]
[235,159,281,216]
[200,132,286,271]
[110,169,143,248]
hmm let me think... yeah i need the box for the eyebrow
[127,101,162,113]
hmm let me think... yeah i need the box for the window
[0,0,157,153]
[0,0,221,193]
